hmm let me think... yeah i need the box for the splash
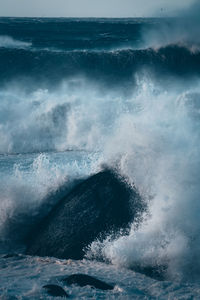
[1,73,200,280]
[142,1,200,52]
[0,151,100,243]
[85,77,200,280]
[0,72,200,280]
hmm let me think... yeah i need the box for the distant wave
[0,45,200,88]
[0,36,31,49]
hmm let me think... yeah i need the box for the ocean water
[1,17,200,299]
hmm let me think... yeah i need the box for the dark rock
[3,254,19,259]
[2,253,23,260]
[26,169,142,259]
[0,296,18,300]
[62,274,114,290]
[43,285,69,298]
[132,264,167,281]
[2,178,83,245]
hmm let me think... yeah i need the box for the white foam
[86,77,200,280]
[1,76,200,279]
[0,35,31,49]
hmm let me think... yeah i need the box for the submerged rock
[43,285,69,297]
[62,274,114,290]
[2,253,24,261]
[132,264,167,281]
[26,169,142,259]
[2,254,19,259]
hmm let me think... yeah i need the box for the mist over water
[142,0,200,52]
[1,16,200,286]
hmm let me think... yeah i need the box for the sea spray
[1,17,200,287]
[87,77,200,280]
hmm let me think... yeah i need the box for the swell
[0,45,200,88]
[0,18,147,51]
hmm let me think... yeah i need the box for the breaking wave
[0,45,200,88]
[0,35,31,49]
[1,74,200,281]
[1,16,200,282]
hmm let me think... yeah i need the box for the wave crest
[0,35,31,49]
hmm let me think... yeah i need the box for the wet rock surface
[26,169,142,260]
[43,284,69,298]
[62,273,114,290]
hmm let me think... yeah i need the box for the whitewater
[1,17,200,299]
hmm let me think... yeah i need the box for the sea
[1,17,200,299]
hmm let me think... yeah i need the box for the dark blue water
[0,18,199,90]
[1,18,200,299]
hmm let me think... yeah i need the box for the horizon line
[0,15,175,19]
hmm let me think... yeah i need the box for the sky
[0,0,194,18]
